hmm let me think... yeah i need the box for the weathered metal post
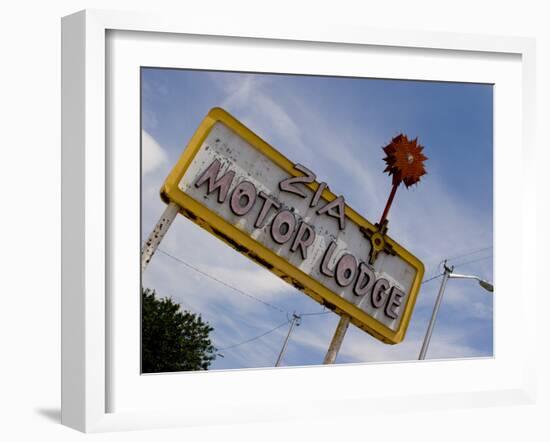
[323,315,351,364]
[141,202,180,272]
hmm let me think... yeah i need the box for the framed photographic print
[61,9,536,432]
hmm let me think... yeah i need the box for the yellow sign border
[161,107,424,344]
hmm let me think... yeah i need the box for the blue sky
[141,68,493,370]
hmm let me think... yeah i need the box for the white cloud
[214,74,308,160]
[202,265,293,299]
[142,129,167,174]
[340,326,485,362]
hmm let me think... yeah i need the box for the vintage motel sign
[160,108,424,344]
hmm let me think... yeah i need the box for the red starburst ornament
[379,134,428,225]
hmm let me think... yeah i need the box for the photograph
[140,67,494,373]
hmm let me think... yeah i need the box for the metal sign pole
[323,314,351,364]
[141,202,180,272]
[321,135,427,364]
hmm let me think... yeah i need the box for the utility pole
[275,313,301,367]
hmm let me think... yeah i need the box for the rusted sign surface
[161,108,424,344]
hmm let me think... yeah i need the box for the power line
[217,320,291,351]
[300,310,331,316]
[157,248,289,315]
[428,245,493,277]
[420,255,492,290]
[158,249,343,319]
[422,273,443,284]
[452,254,493,269]
[158,246,486,324]
[446,245,493,262]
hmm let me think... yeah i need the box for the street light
[418,261,493,360]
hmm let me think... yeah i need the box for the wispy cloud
[140,70,493,370]
[142,129,167,174]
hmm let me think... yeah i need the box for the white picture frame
[61,9,537,433]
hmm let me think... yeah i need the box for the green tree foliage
[141,288,216,373]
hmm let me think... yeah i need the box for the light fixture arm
[449,273,494,292]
